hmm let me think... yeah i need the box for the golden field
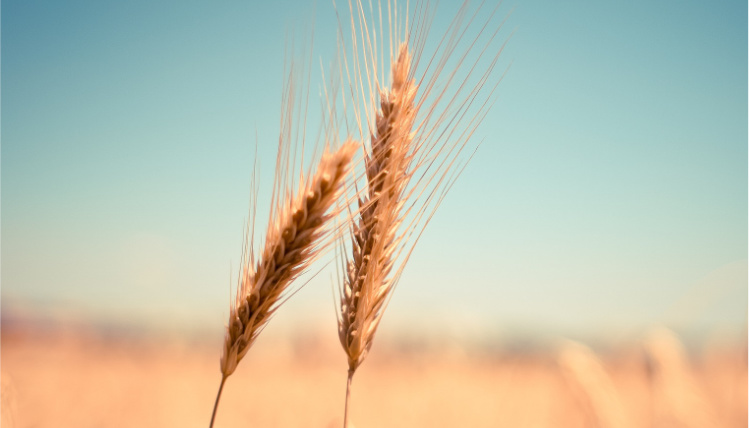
[1,322,746,428]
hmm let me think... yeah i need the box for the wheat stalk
[209,140,357,428]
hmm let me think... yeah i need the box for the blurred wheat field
[1,322,745,428]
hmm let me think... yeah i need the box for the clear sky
[2,0,746,340]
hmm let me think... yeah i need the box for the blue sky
[2,0,746,339]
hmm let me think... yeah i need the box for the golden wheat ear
[209,141,356,428]
[338,41,415,366]
[221,141,358,378]
[331,1,511,426]
[336,42,417,428]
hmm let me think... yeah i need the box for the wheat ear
[333,1,510,425]
[340,43,415,371]
[209,140,357,428]
[338,43,417,427]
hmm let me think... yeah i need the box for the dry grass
[1,323,746,428]
[644,327,721,428]
[558,341,632,428]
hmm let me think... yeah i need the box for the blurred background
[2,0,746,427]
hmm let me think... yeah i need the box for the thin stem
[209,376,227,428]
[343,368,355,428]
